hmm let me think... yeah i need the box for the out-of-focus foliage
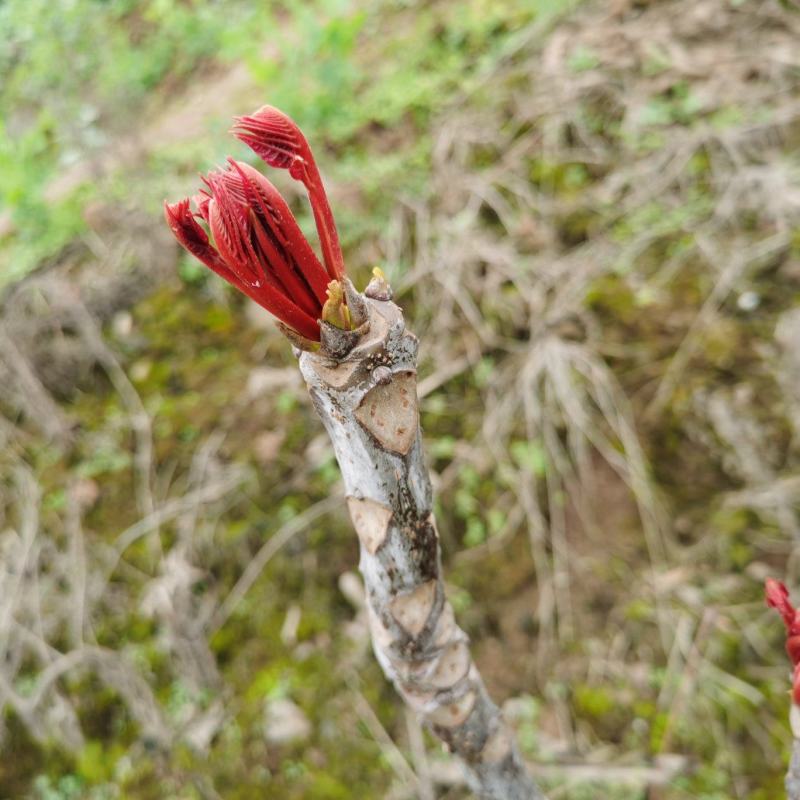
[0,0,573,286]
[0,0,271,283]
[1,0,799,798]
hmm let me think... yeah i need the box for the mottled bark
[299,291,543,799]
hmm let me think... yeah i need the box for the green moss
[573,683,615,719]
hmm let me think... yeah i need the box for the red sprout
[164,107,347,343]
[231,105,345,283]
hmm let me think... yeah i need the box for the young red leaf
[164,105,350,346]
[232,105,345,282]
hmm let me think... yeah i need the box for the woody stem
[298,292,543,799]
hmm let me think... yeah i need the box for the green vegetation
[0,0,576,287]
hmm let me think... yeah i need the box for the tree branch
[299,291,543,800]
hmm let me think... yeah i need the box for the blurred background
[1,0,799,797]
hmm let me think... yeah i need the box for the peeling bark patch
[347,496,393,555]
[429,641,471,689]
[433,603,457,648]
[354,370,418,455]
[399,685,438,714]
[389,579,436,637]
[311,359,361,389]
[428,690,476,728]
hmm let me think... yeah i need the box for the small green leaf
[510,440,547,476]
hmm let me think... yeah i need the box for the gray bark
[299,292,544,799]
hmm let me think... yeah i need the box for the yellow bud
[322,280,350,329]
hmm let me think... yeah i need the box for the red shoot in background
[766,578,800,704]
